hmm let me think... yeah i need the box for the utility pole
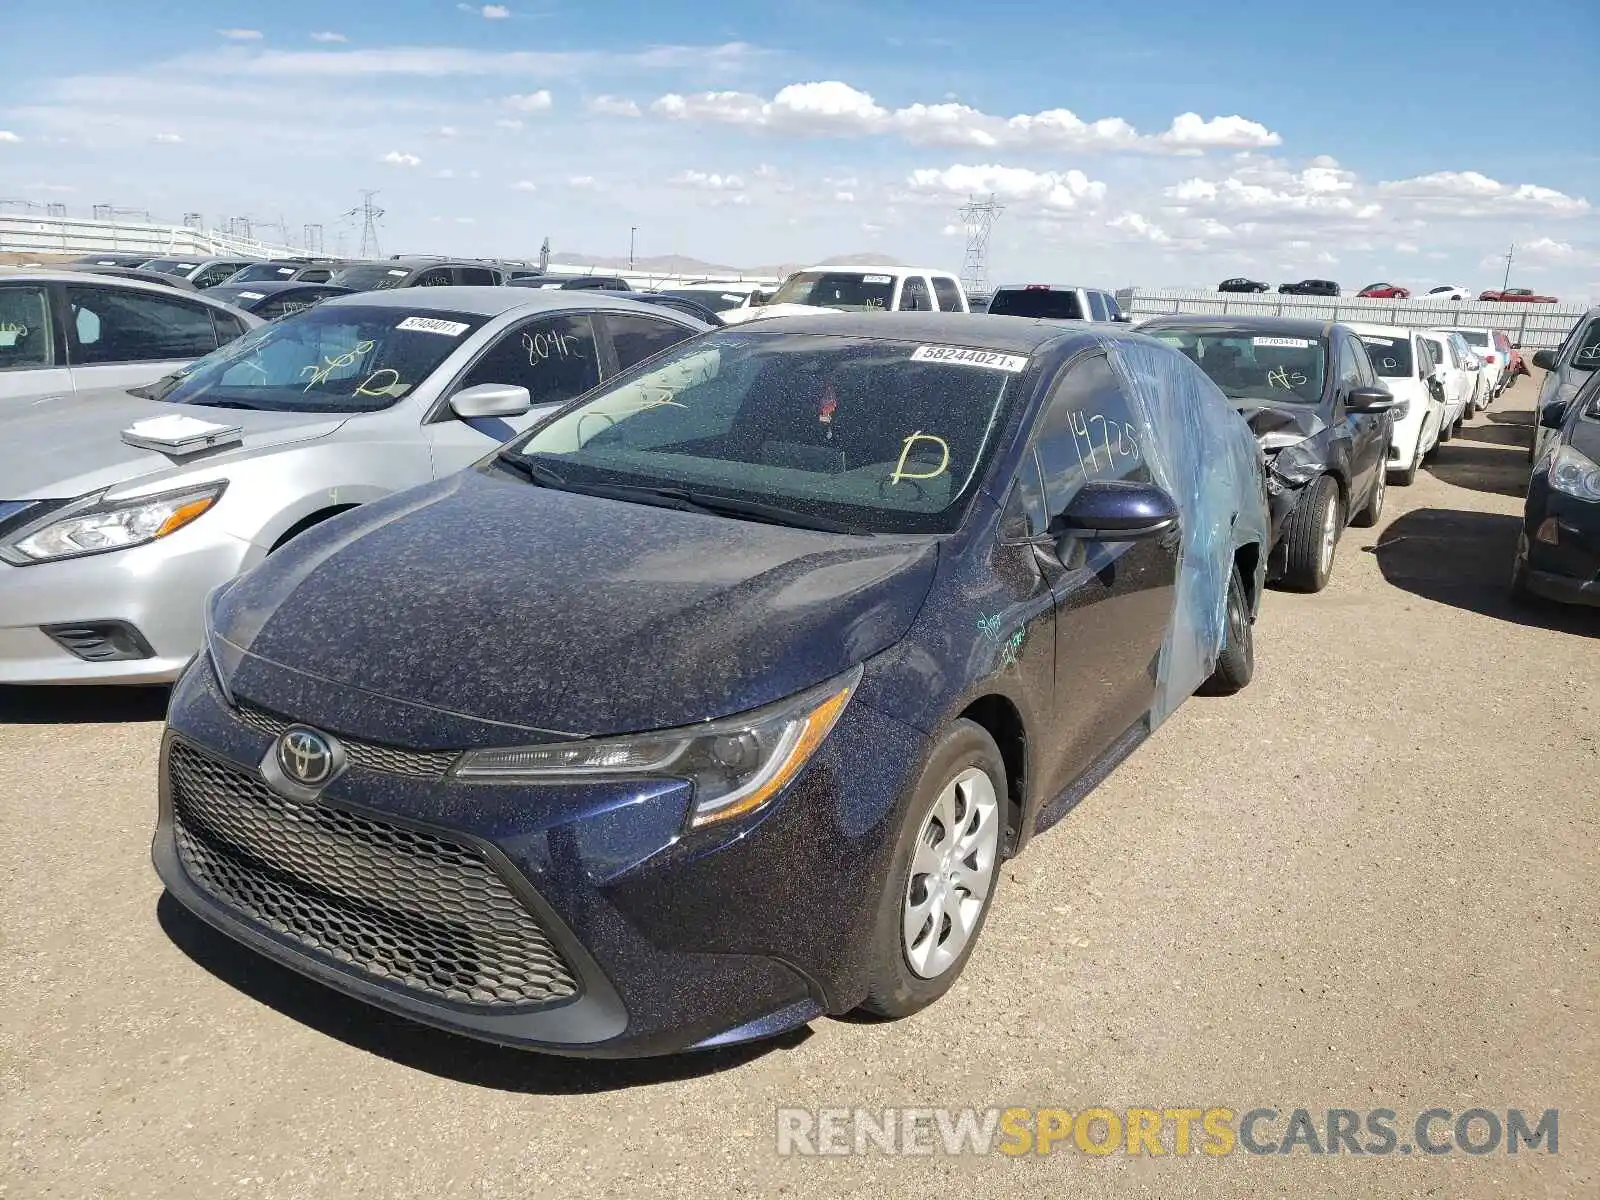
[343,190,385,259]
[629,226,637,269]
[958,193,1004,297]
[1500,242,1515,293]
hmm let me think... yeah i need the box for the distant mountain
[548,250,905,279]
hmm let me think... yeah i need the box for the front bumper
[1520,483,1600,608]
[0,526,254,685]
[152,659,926,1056]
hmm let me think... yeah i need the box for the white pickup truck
[720,264,969,324]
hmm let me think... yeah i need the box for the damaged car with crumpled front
[1140,316,1396,593]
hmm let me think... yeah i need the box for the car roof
[733,311,1111,354]
[208,280,351,296]
[990,283,1100,292]
[795,264,958,277]
[1342,321,1419,338]
[316,285,707,320]
[0,268,252,307]
[1138,314,1338,339]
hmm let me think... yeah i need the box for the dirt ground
[0,371,1595,1199]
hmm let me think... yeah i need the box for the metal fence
[0,213,297,260]
[1123,287,1586,349]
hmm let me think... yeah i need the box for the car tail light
[1483,354,1496,363]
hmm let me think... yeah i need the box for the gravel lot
[2,372,1595,1200]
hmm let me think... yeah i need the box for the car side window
[0,285,54,370]
[211,309,247,342]
[1087,291,1109,321]
[605,313,697,372]
[998,451,1049,540]
[1031,352,1150,518]
[64,285,221,364]
[193,263,242,289]
[457,314,601,406]
[931,276,964,312]
[1334,338,1364,394]
[456,267,497,285]
[299,268,331,283]
[415,268,453,287]
[899,277,932,312]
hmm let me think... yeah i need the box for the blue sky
[2,0,1595,297]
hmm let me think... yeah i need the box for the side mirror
[1531,349,1558,371]
[1538,400,1570,431]
[450,382,532,418]
[1346,385,1395,413]
[1050,480,1179,542]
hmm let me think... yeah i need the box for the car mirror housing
[1050,480,1180,542]
[450,383,533,418]
[1346,386,1395,414]
[1531,349,1558,372]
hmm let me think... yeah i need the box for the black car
[153,313,1270,1057]
[69,253,155,269]
[1514,369,1600,607]
[609,291,725,325]
[1140,316,1396,592]
[1219,278,1271,293]
[203,281,354,320]
[220,260,342,286]
[64,264,201,292]
[329,259,504,292]
[1278,279,1341,298]
[507,274,633,292]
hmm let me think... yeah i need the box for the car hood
[1235,402,1328,446]
[1,387,347,499]
[211,467,940,746]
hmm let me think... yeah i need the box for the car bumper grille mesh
[232,702,458,778]
[168,740,579,1008]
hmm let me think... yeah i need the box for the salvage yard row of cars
[1217,277,1559,302]
[0,258,1588,1059]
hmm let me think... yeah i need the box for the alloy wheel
[903,766,1000,979]
[1319,495,1339,578]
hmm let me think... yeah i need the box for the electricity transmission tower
[958,194,1004,296]
[343,191,385,259]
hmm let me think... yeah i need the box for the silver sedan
[0,287,709,684]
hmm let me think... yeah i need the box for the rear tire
[1280,475,1342,593]
[858,720,1006,1020]
[1198,565,1254,696]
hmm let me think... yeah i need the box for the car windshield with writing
[132,306,488,414]
[501,333,1026,534]
[328,264,413,291]
[986,288,1085,320]
[1148,332,1326,404]
[766,272,895,311]
[1356,334,1414,378]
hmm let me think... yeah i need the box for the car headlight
[453,666,861,828]
[0,481,226,565]
[1549,444,1600,502]
[1268,440,1324,487]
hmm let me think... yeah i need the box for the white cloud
[1314,250,1337,264]
[309,31,347,43]
[908,163,1107,210]
[381,150,421,166]
[1165,174,1379,219]
[153,132,183,143]
[670,169,746,191]
[646,80,1277,155]
[834,190,856,203]
[437,125,459,137]
[567,175,600,189]
[0,131,20,143]
[587,95,640,117]
[1395,241,1420,254]
[460,3,512,16]
[504,90,552,112]
[217,29,262,41]
[1377,170,1589,216]
[510,180,538,191]
[494,118,524,131]
[1108,212,1170,243]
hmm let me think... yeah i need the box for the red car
[1478,288,1558,303]
[1357,282,1410,299]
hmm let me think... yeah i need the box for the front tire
[1280,475,1342,593]
[1198,564,1254,695]
[1352,464,1386,527]
[858,720,1005,1019]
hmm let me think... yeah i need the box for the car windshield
[134,305,488,413]
[329,264,412,290]
[986,289,1085,320]
[767,272,895,311]
[229,263,301,282]
[1454,331,1489,348]
[1569,318,1600,370]
[1356,334,1414,378]
[1147,330,1326,404]
[140,258,199,277]
[660,289,749,312]
[502,332,1025,534]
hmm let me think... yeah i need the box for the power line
[340,190,385,259]
[958,193,1004,296]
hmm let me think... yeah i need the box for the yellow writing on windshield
[889,432,950,484]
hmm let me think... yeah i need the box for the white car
[1417,331,1471,439]
[1439,327,1508,401]
[1349,323,1447,484]
[0,270,262,410]
[1424,285,1469,302]
[726,265,969,324]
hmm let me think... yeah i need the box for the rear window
[767,271,894,311]
[1147,330,1326,404]
[987,289,1085,320]
[1357,334,1415,378]
[1456,331,1489,348]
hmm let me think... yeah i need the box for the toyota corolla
[153,313,1269,1057]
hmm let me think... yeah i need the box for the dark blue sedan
[152,313,1269,1056]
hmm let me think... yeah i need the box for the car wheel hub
[1319,497,1338,574]
[903,766,1000,979]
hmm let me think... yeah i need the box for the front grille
[233,702,458,778]
[169,740,579,1008]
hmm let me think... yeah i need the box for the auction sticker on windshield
[1254,337,1314,349]
[911,345,1029,373]
[397,316,471,336]
[864,275,892,285]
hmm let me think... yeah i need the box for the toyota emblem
[277,727,336,787]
